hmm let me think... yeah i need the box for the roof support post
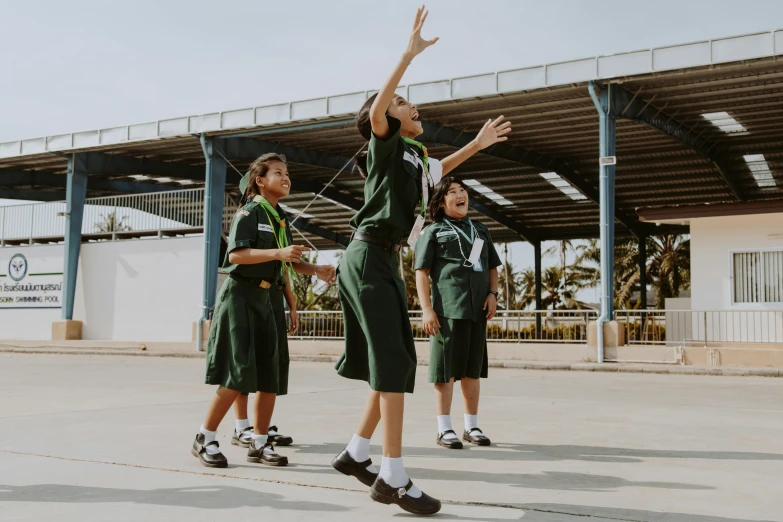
[589,81,617,364]
[62,153,88,321]
[199,136,227,330]
[534,240,543,338]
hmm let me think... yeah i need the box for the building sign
[0,251,63,309]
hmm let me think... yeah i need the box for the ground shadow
[514,503,776,522]
[271,463,713,492]
[291,442,783,464]
[0,484,348,512]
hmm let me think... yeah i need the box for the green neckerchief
[253,195,294,281]
[402,137,432,217]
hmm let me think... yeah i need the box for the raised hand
[404,5,439,60]
[277,245,311,263]
[474,116,512,150]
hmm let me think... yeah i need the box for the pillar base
[52,320,83,340]
[192,321,212,349]
[587,320,625,348]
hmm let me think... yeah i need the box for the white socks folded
[379,457,422,498]
[437,415,458,440]
[251,434,277,455]
[235,418,251,432]
[199,426,221,455]
[346,434,378,473]
[438,414,479,438]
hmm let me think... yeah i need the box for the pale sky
[2,0,781,300]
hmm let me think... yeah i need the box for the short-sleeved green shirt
[414,217,502,322]
[349,116,426,242]
[221,201,287,282]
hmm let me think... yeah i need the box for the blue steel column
[200,137,227,324]
[62,153,88,320]
[589,82,617,363]
[534,240,543,338]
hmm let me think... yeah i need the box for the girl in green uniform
[330,6,511,515]
[230,172,337,449]
[414,177,502,450]
[191,153,311,468]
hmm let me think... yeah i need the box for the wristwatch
[487,290,499,299]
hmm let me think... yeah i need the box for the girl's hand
[474,116,512,150]
[422,307,441,337]
[288,308,299,334]
[483,293,498,320]
[404,5,439,61]
[277,245,311,263]
[315,264,337,284]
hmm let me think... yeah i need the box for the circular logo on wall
[8,253,28,282]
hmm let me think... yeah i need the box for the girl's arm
[228,245,310,265]
[283,273,299,334]
[416,268,441,336]
[441,116,512,175]
[370,6,438,139]
[293,261,337,284]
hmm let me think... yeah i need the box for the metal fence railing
[0,188,237,246]
[616,309,783,345]
[288,309,598,343]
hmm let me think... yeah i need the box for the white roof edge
[2,28,781,160]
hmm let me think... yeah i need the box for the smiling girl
[330,6,510,516]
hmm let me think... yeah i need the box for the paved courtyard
[0,353,780,521]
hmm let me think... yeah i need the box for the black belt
[352,231,402,253]
[229,273,273,289]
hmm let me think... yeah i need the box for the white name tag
[468,238,484,267]
[407,214,426,247]
[436,231,457,238]
[403,151,418,168]
[258,224,273,233]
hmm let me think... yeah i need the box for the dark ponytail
[354,93,379,179]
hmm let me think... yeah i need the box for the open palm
[475,116,512,150]
[405,6,439,58]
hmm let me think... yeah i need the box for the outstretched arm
[441,116,512,175]
[370,6,439,139]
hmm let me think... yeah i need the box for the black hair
[353,93,379,179]
[429,176,468,222]
[243,153,287,206]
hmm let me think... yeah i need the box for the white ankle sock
[437,415,457,439]
[251,434,276,455]
[379,457,421,498]
[199,426,221,455]
[465,414,478,432]
[346,434,377,473]
[235,418,250,432]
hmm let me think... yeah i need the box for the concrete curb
[1,347,781,377]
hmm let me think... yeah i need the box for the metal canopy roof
[2,29,782,248]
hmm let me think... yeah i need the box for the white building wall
[690,213,783,310]
[1,236,204,341]
[690,213,783,343]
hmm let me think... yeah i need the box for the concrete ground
[0,353,780,522]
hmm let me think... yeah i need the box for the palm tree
[577,235,691,309]
[95,211,131,233]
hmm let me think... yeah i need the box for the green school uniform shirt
[414,216,502,322]
[222,200,290,282]
[349,115,426,242]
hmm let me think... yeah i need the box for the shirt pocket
[436,233,462,262]
[256,230,277,249]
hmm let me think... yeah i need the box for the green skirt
[335,240,417,393]
[205,277,279,394]
[269,285,290,396]
[429,317,488,383]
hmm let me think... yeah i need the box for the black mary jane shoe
[268,425,293,446]
[463,427,492,446]
[436,430,464,449]
[191,434,228,468]
[231,426,254,448]
[247,441,288,466]
[369,477,441,515]
[331,449,378,487]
